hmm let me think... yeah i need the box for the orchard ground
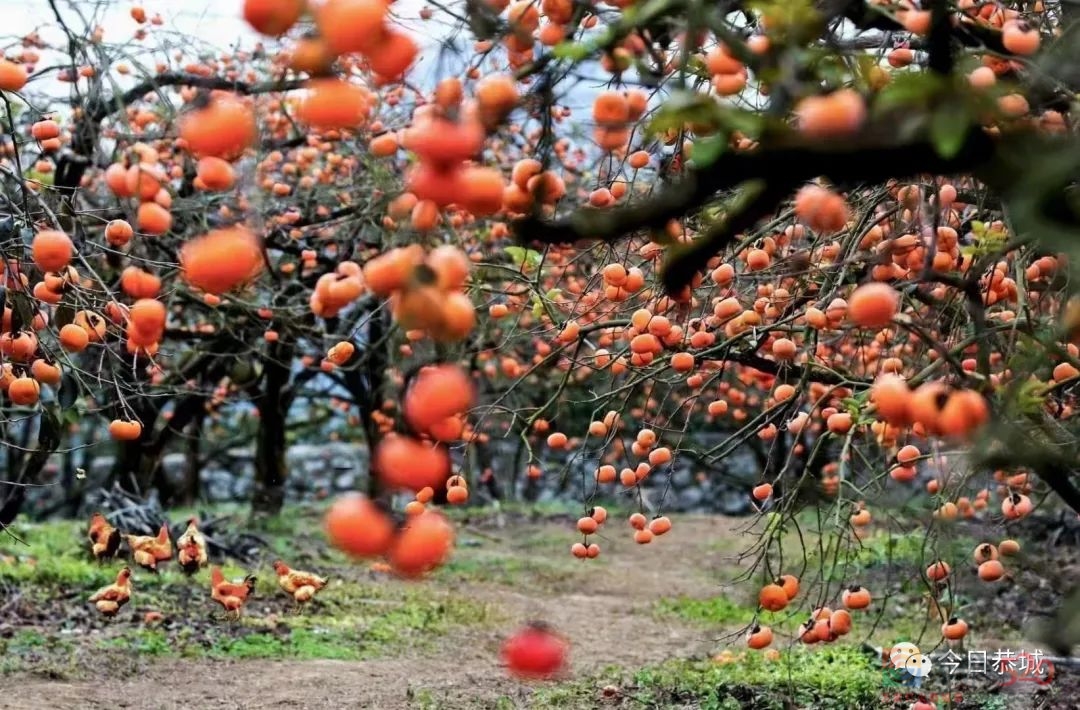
[2,503,1078,709]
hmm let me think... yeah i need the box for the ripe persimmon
[363,245,423,297]
[475,74,519,126]
[129,298,167,339]
[324,493,395,558]
[925,560,951,582]
[179,97,256,160]
[196,157,236,191]
[502,623,568,679]
[649,516,671,535]
[74,311,107,342]
[388,509,454,578]
[842,585,871,609]
[297,78,372,129]
[759,583,788,612]
[373,433,451,492]
[592,90,629,126]
[243,0,305,36]
[30,359,61,386]
[998,539,1021,556]
[369,133,398,157]
[942,617,968,640]
[367,30,418,81]
[317,0,388,55]
[108,419,143,441]
[746,625,773,649]
[847,283,899,329]
[0,60,28,91]
[937,390,989,437]
[778,574,799,600]
[433,292,476,342]
[794,184,849,233]
[31,230,73,273]
[1001,493,1032,519]
[121,267,162,299]
[907,382,948,434]
[31,120,60,141]
[977,559,1005,582]
[460,166,507,217]
[426,245,470,291]
[830,609,852,636]
[8,377,40,405]
[404,118,484,168]
[136,202,172,236]
[1001,21,1040,56]
[795,89,866,138]
[104,219,134,247]
[870,374,910,424]
[446,484,469,505]
[327,341,355,366]
[403,364,475,434]
[58,323,89,352]
[289,36,335,75]
[180,226,263,295]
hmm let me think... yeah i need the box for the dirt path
[4,517,739,709]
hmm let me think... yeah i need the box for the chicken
[176,517,208,575]
[272,560,329,611]
[89,566,132,618]
[87,512,120,563]
[210,565,256,620]
[126,522,173,572]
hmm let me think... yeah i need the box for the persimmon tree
[2,0,1080,653]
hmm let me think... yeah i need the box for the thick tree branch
[515,125,999,292]
[86,72,305,123]
[927,0,953,75]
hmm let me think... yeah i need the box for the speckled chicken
[87,512,120,563]
[89,566,132,618]
[272,560,329,610]
[126,522,173,572]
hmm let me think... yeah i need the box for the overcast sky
[4,0,453,94]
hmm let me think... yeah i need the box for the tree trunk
[252,342,294,516]
[358,308,389,500]
[0,421,31,524]
[473,438,503,501]
[0,414,59,525]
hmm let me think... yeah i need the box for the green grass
[849,528,976,571]
[656,594,758,628]
[0,513,496,671]
[534,647,887,710]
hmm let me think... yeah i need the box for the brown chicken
[272,560,329,611]
[88,512,120,563]
[176,517,208,575]
[89,566,132,618]
[210,566,256,620]
[126,522,173,572]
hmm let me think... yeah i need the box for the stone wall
[25,437,760,516]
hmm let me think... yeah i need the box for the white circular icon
[904,652,933,678]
